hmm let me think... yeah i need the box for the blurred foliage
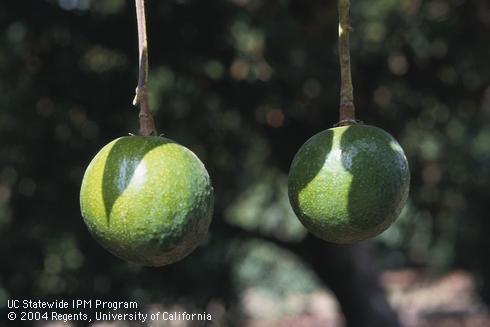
[0,0,489,323]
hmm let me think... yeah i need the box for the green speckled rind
[288,125,410,244]
[80,136,213,266]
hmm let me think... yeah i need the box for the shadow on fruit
[101,138,161,224]
[341,125,410,239]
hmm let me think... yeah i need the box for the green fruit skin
[288,125,410,244]
[80,136,213,266]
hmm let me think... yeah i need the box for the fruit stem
[133,0,157,136]
[338,0,356,126]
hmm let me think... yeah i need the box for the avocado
[80,136,214,266]
[288,124,410,243]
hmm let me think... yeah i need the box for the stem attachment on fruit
[133,0,157,136]
[338,0,356,126]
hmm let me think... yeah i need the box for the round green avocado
[80,136,213,266]
[288,124,410,244]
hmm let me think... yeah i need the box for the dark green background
[1,0,489,326]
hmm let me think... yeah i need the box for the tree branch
[133,0,157,136]
[338,0,356,126]
[219,222,301,253]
